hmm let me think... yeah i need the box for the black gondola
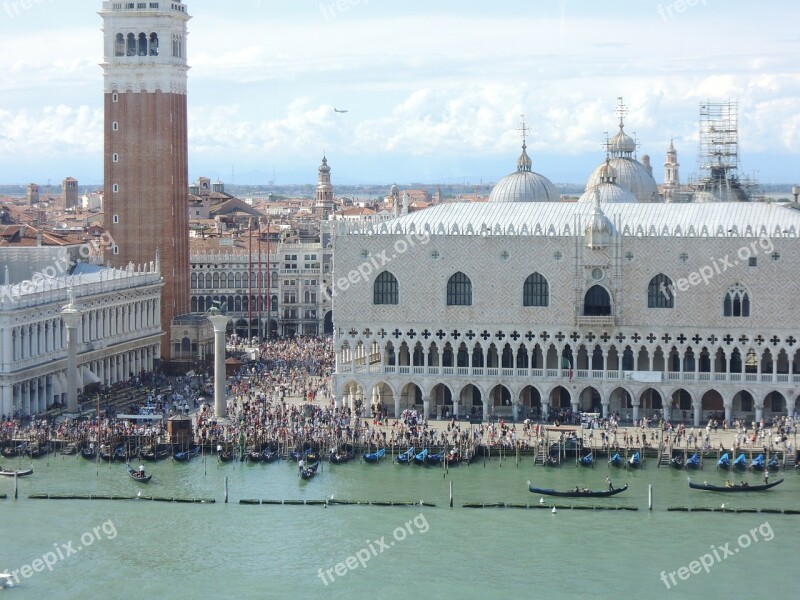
[627,452,641,469]
[544,455,560,467]
[81,445,97,460]
[425,450,445,465]
[329,449,354,464]
[528,482,628,497]
[767,456,780,471]
[2,444,25,458]
[126,462,152,483]
[299,461,320,480]
[26,444,49,458]
[217,450,233,463]
[670,455,684,469]
[173,446,200,462]
[688,477,784,492]
[0,466,33,477]
[141,446,171,461]
[262,449,282,463]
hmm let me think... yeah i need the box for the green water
[1,454,798,599]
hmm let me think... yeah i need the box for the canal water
[1,453,797,599]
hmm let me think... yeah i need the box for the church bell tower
[100,1,191,360]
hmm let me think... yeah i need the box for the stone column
[207,313,230,419]
[394,394,400,418]
[61,295,82,413]
[724,401,732,425]
[693,401,701,427]
[632,401,640,424]
[601,401,609,419]
[755,401,763,424]
[423,395,430,420]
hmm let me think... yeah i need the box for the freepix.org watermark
[659,520,774,590]
[323,231,429,302]
[6,519,118,585]
[0,231,116,305]
[320,0,369,21]
[657,0,707,22]
[317,513,429,586]
[3,0,54,20]
[661,234,774,300]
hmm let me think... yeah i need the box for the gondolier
[606,476,614,491]
[764,468,769,485]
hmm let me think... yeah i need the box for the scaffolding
[693,100,756,202]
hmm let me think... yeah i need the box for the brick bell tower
[100,1,191,361]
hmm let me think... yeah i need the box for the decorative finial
[517,114,530,149]
[615,97,628,128]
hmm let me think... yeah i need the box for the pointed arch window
[373,271,399,305]
[583,285,611,316]
[648,273,674,308]
[723,284,750,317]
[446,272,472,306]
[523,272,549,307]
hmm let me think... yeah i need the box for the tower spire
[516,114,533,172]
[615,97,628,129]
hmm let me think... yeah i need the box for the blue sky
[0,0,798,186]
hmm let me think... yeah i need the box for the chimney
[792,186,799,204]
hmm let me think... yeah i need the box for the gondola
[141,447,171,461]
[2,444,25,458]
[544,455,560,467]
[686,453,701,470]
[579,454,593,467]
[413,449,429,465]
[26,444,49,458]
[126,462,152,483]
[717,453,731,470]
[627,452,641,469]
[425,450,445,466]
[217,450,233,463]
[767,456,780,471]
[99,444,121,462]
[670,455,684,469]
[0,466,33,477]
[115,446,137,462]
[445,448,461,466]
[397,447,415,464]
[173,446,200,462]
[262,449,282,463]
[608,453,622,468]
[246,450,262,463]
[81,445,97,460]
[363,448,385,463]
[750,454,765,471]
[732,453,747,471]
[299,461,320,480]
[328,447,354,464]
[688,477,784,492]
[528,482,628,497]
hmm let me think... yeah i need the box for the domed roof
[608,124,636,155]
[318,156,330,173]
[586,157,659,203]
[489,143,559,203]
[578,182,637,204]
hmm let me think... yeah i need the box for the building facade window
[447,272,472,306]
[522,272,549,307]
[647,273,674,308]
[373,271,399,305]
[583,285,611,316]
[724,284,750,317]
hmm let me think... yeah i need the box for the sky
[0,0,798,187]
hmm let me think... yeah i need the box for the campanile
[100,1,191,361]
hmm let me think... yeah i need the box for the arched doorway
[400,382,423,412]
[519,385,542,420]
[371,382,394,416]
[489,384,512,418]
[461,384,482,418]
[431,383,453,419]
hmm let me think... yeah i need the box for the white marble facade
[332,201,800,426]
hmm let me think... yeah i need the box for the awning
[81,367,101,385]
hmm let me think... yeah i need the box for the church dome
[578,182,637,204]
[586,157,659,203]
[584,197,614,248]
[318,156,331,174]
[489,143,559,203]
[608,124,636,155]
